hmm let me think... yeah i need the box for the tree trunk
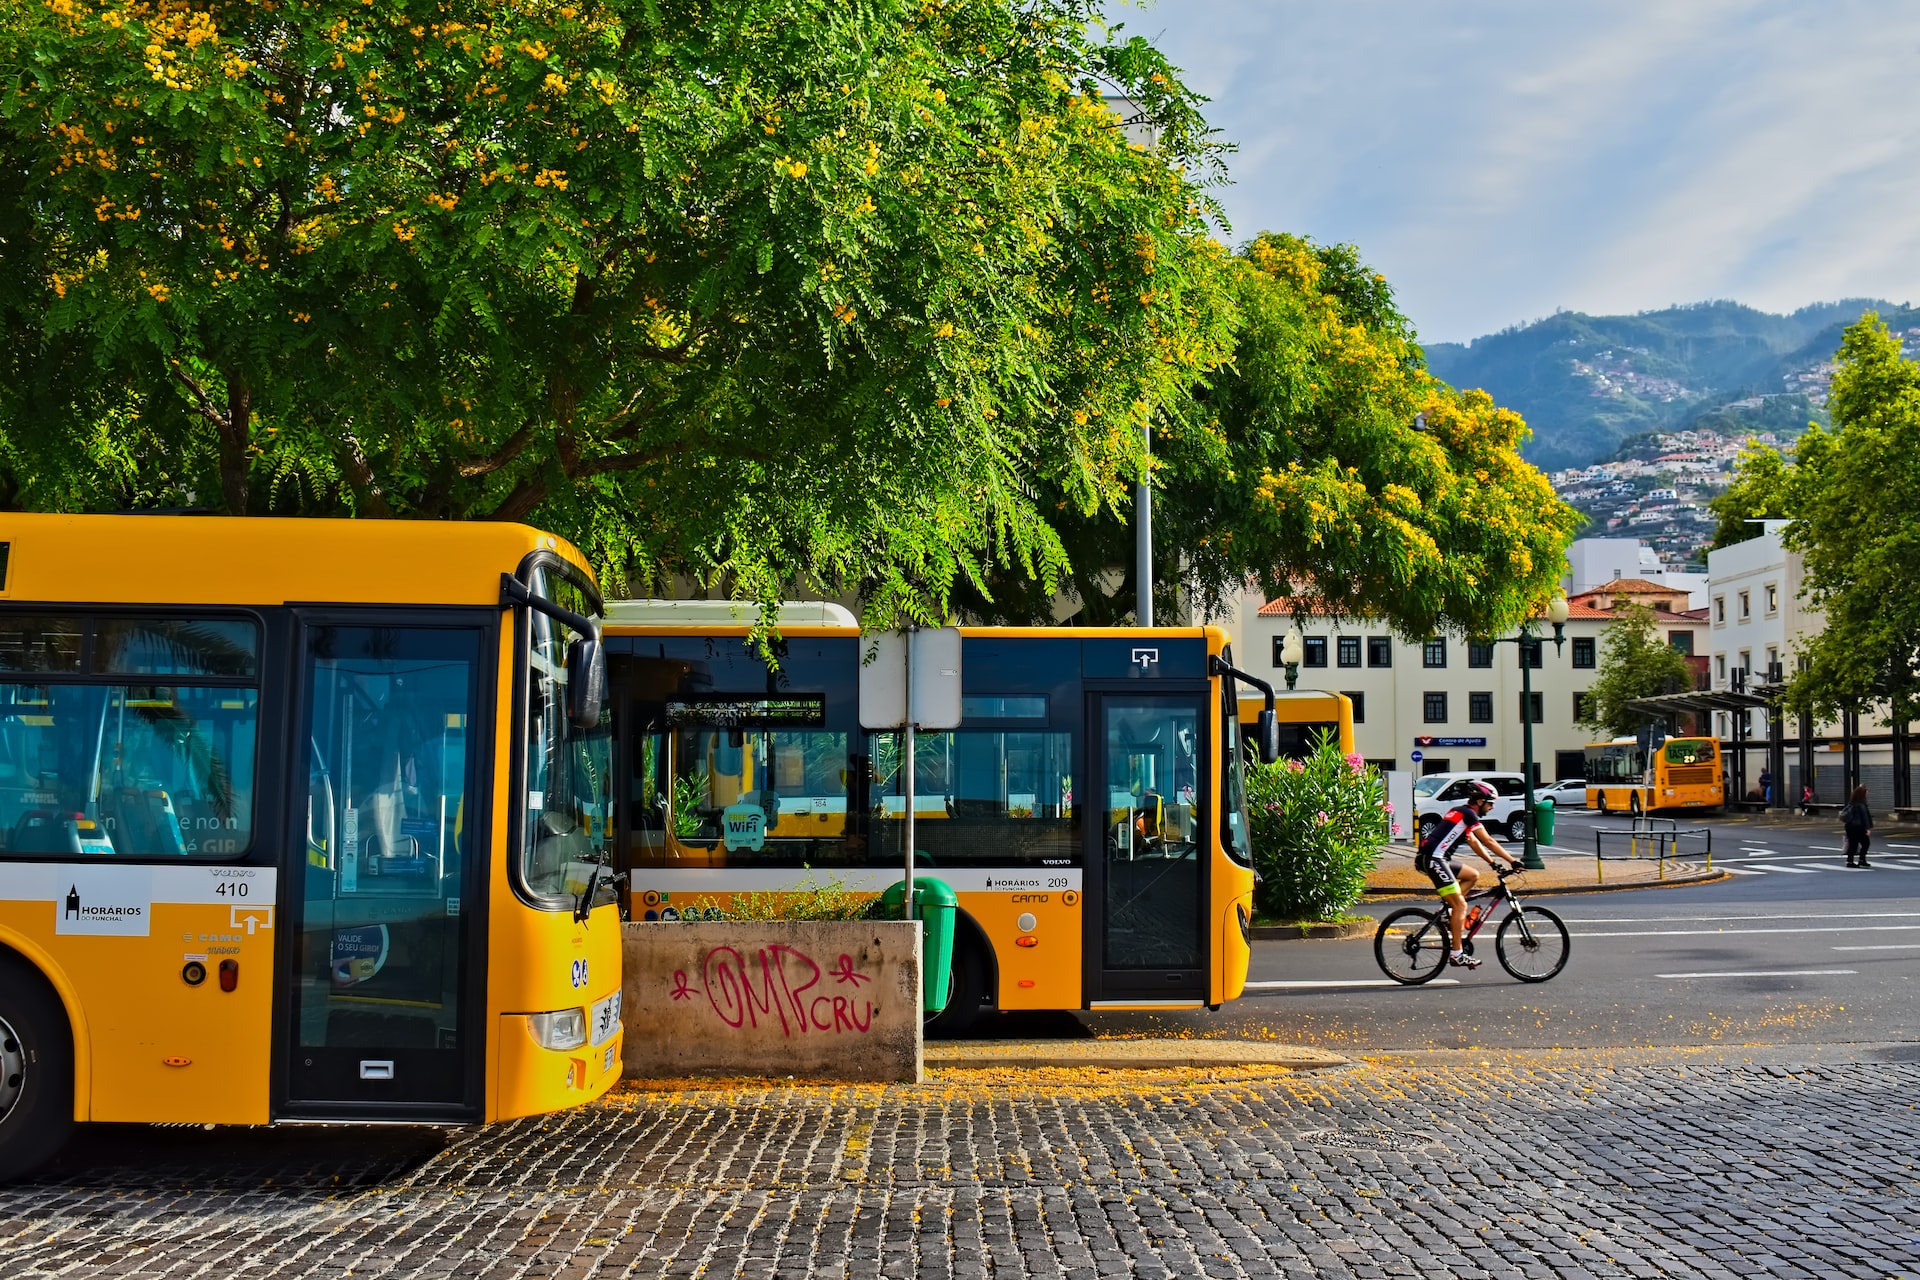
[219,377,252,515]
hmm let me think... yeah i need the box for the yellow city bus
[1585,735,1725,814]
[602,605,1276,1033]
[1238,689,1356,760]
[0,515,622,1181]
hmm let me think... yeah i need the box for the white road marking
[1243,979,1461,989]
[1756,863,1820,873]
[1833,944,1920,951]
[1578,924,1920,938]
[1809,845,1845,851]
[1720,866,1769,875]
[1656,969,1856,979]
[1791,863,1851,871]
[1562,911,1920,924]
[1888,843,1920,849]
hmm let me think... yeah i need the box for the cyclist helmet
[1460,779,1498,807]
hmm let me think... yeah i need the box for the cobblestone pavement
[3,1055,1918,1279]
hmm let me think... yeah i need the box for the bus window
[1664,739,1714,767]
[521,570,612,899]
[0,616,260,858]
[868,727,1078,866]
[641,697,855,867]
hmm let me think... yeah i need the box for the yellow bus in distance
[1237,689,1356,760]
[0,515,622,1182]
[603,605,1277,1033]
[1584,735,1724,814]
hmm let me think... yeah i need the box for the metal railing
[1591,816,1714,882]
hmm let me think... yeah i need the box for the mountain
[1424,299,1920,470]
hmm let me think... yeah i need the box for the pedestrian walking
[1842,785,1873,868]
[1759,768,1773,804]
[1800,783,1816,816]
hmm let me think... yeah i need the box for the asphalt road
[1076,807,1920,1054]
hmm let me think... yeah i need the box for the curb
[1249,920,1373,941]
[927,1039,1348,1072]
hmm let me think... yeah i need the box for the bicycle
[1373,865,1571,984]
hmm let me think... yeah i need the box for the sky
[1128,0,1920,343]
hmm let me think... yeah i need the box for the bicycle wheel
[1495,905,1570,982]
[1375,908,1451,985]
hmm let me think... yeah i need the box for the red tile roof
[1569,577,1688,599]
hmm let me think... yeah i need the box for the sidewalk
[1366,840,1723,895]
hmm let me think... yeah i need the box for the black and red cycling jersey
[1416,803,1484,866]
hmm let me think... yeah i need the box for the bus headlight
[527,1008,588,1051]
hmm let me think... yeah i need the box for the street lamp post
[1489,597,1570,871]
[1279,627,1303,691]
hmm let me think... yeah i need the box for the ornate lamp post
[1487,596,1570,870]
[1278,627,1304,691]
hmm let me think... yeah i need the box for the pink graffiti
[829,953,871,987]
[670,969,693,1002]
[700,943,875,1036]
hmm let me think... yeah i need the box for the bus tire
[1629,792,1643,817]
[925,937,990,1039]
[1594,792,1607,814]
[0,954,74,1184]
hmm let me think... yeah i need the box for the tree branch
[339,431,393,517]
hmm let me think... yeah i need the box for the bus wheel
[925,940,990,1039]
[1629,792,1644,817]
[0,956,74,1184]
[1594,792,1608,814]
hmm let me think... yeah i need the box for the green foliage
[956,233,1582,638]
[1577,602,1694,737]
[1779,314,1920,723]
[708,875,873,922]
[1708,440,1793,549]
[0,0,1236,626]
[1245,733,1388,922]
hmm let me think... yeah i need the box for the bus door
[1086,691,1208,1004]
[282,614,491,1117]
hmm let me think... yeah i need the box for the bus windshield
[520,567,612,901]
[1220,675,1253,868]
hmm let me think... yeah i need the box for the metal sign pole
[903,624,916,921]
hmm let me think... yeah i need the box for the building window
[1302,636,1328,668]
[1423,637,1447,668]
[1518,691,1544,724]
[1765,646,1778,681]
[1573,692,1591,721]
[1714,596,1725,624]
[1423,692,1448,724]
[1343,691,1365,723]
[1738,591,1750,620]
[1521,641,1543,669]
[1468,642,1494,668]
[1367,636,1393,668]
[1337,636,1361,668]
[1468,691,1493,723]
[1571,636,1596,668]
[1765,583,1778,614]
[1467,757,1497,772]
[1715,654,1726,683]
[1669,631,1693,656]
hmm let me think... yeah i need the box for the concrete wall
[621,920,923,1083]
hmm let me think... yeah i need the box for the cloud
[1129,0,1920,340]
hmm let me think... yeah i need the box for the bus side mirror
[566,636,606,731]
[1256,709,1281,764]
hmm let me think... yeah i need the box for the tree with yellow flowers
[958,233,1580,637]
[0,0,1237,624]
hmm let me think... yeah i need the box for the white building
[1563,537,1709,608]
[1226,589,1707,784]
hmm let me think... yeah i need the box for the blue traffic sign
[1409,750,1424,763]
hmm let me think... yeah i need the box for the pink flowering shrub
[1246,731,1389,920]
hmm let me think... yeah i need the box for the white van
[1412,772,1533,843]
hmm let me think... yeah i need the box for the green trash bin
[1533,796,1556,847]
[879,875,957,1015]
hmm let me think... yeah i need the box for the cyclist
[1414,779,1519,968]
